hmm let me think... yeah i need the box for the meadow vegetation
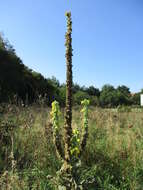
[0,104,143,189]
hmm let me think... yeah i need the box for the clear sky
[0,0,143,92]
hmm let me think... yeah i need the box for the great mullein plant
[50,12,90,190]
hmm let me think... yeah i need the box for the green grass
[0,104,143,189]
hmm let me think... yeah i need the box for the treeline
[0,34,58,105]
[0,34,141,107]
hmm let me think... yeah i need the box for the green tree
[100,84,117,107]
[72,83,81,94]
[117,85,130,96]
[85,85,100,97]
[116,85,131,105]
[74,91,90,105]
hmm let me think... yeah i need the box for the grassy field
[0,104,143,189]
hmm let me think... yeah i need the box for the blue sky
[0,0,143,92]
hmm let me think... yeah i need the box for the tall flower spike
[64,12,73,163]
[80,99,90,157]
[51,101,60,130]
[51,101,64,159]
